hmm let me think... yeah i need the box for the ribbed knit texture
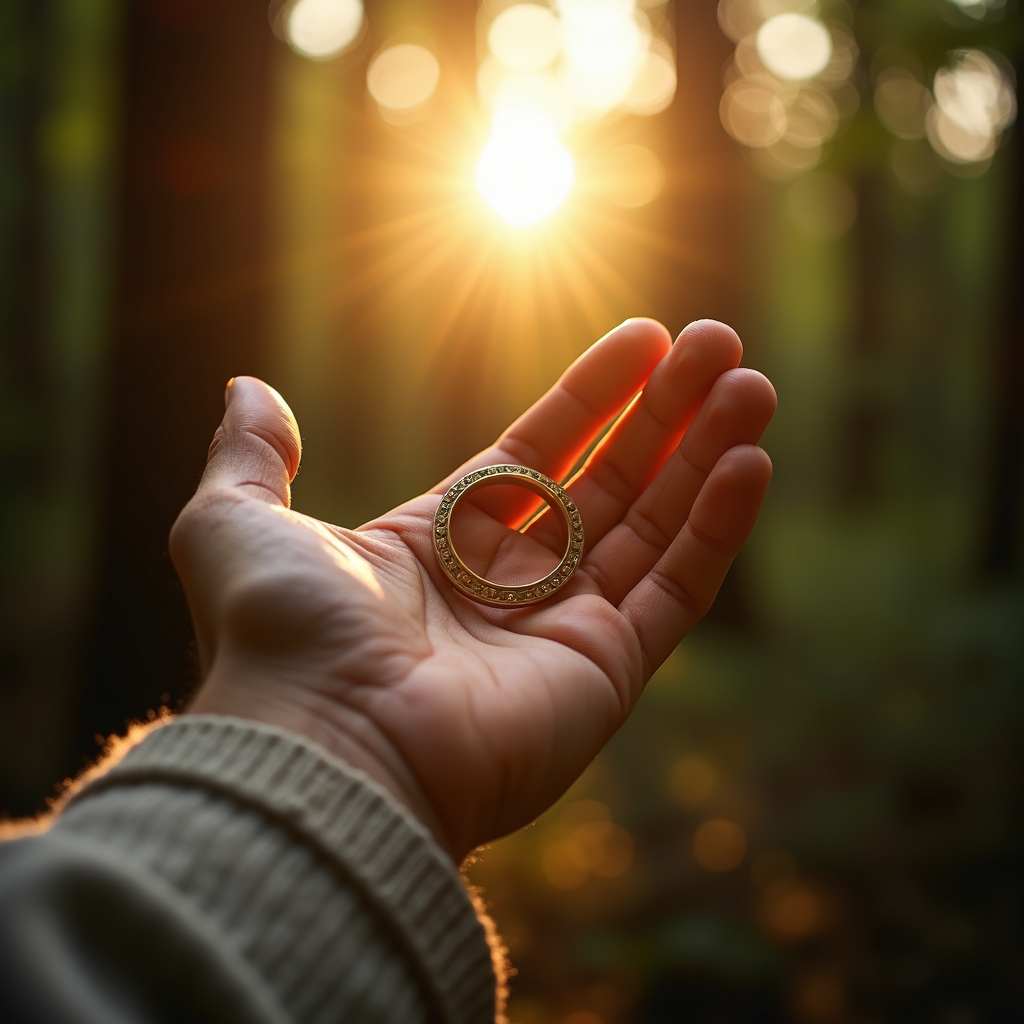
[56,716,497,1024]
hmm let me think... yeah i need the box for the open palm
[171,319,776,861]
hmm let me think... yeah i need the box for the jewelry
[433,464,584,607]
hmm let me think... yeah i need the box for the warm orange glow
[758,880,829,940]
[592,144,664,208]
[693,818,746,871]
[793,972,845,1022]
[542,801,634,887]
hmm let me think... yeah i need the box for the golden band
[433,464,584,607]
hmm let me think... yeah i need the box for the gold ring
[433,464,584,607]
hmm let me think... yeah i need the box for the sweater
[0,716,501,1024]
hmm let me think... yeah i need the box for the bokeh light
[755,13,832,82]
[927,49,1016,165]
[720,76,787,148]
[874,67,932,141]
[717,0,857,178]
[477,0,676,141]
[366,44,440,122]
[624,39,677,116]
[793,972,845,1021]
[285,0,364,60]
[757,880,828,941]
[541,800,634,888]
[489,3,562,71]
[693,818,747,872]
[558,0,647,74]
[477,108,575,225]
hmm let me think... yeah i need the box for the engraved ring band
[433,464,584,607]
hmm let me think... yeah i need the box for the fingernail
[224,377,236,408]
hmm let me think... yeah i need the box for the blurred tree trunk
[0,0,117,817]
[82,0,275,752]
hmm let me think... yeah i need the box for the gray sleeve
[0,716,498,1024]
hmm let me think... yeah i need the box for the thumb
[198,376,301,507]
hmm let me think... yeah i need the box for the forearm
[0,717,500,1024]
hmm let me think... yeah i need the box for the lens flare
[476,109,575,226]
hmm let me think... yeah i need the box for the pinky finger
[619,444,773,679]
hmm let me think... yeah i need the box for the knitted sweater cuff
[63,715,497,1024]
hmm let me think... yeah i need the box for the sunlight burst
[476,109,575,226]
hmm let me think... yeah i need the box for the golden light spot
[693,818,746,872]
[756,14,832,82]
[792,971,844,1022]
[489,4,562,72]
[477,109,574,226]
[758,881,826,941]
[542,839,589,888]
[286,0,364,60]
[591,144,664,208]
[543,802,633,886]
[366,44,440,122]
[669,756,716,807]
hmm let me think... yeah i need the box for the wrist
[186,663,459,861]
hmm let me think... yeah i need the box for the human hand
[170,319,776,861]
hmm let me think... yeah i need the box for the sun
[476,108,575,227]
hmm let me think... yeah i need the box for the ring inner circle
[433,465,584,607]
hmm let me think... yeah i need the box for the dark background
[1,1,1021,1022]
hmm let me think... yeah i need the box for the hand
[170,319,776,861]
